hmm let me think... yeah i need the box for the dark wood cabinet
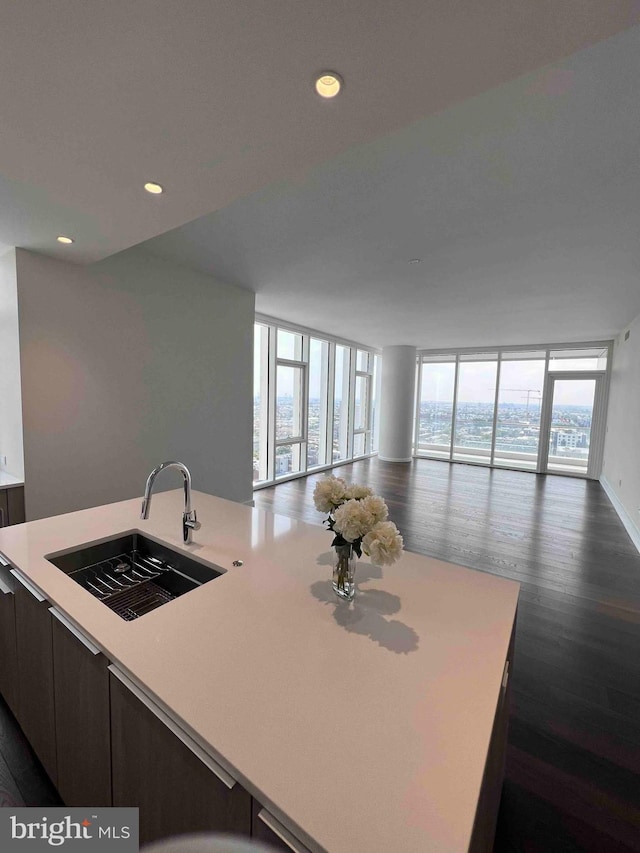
[469,615,516,853]
[51,610,111,806]
[0,486,25,527]
[7,486,25,525]
[110,668,251,846]
[13,571,57,786]
[0,563,18,715]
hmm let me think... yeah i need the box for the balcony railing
[415,444,589,471]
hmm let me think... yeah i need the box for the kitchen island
[0,489,518,852]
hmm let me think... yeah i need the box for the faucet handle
[183,509,201,542]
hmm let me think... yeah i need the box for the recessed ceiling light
[315,72,343,99]
[56,235,74,244]
[144,181,163,194]
[408,258,421,264]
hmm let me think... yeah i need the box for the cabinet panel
[13,579,57,785]
[0,487,24,527]
[52,614,111,806]
[110,671,251,845]
[7,486,25,525]
[0,490,7,528]
[0,567,18,714]
[469,614,516,853]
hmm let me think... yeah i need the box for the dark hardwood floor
[254,458,640,852]
[0,694,60,808]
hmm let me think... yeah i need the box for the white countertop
[0,490,519,853]
[0,471,23,487]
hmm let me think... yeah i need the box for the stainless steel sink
[46,532,223,621]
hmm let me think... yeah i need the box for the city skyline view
[254,394,594,481]
[417,397,593,473]
[253,326,606,484]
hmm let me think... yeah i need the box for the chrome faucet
[140,461,201,543]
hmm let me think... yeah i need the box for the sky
[422,359,597,406]
[255,327,600,407]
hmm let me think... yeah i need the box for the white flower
[317,480,403,562]
[333,499,374,542]
[362,521,404,566]
[361,494,388,524]
[345,483,374,501]
[313,476,348,513]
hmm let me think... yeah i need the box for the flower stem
[336,551,349,590]
[333,545,354,600]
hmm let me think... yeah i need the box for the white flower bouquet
[313,475,404,566]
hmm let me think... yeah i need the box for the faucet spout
[140,461,200,543]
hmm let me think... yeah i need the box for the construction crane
[500,388,541,419]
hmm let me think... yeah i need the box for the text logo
[1,808,138,850]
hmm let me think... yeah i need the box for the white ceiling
[2,2,640,348]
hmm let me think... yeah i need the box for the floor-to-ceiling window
[253,323,269,484]
[416,355,456,459]
[353,350,374,457]
[414,343,611,479]
[494,351,546,470]
[452,353,498,464]
[371,354,382,453]
[253,316,379,488]
[307,337,330,470]
[333,344,351,463]
[275,329,306,478]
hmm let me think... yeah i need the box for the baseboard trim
[378,456,412,463]
[600,476,640,554]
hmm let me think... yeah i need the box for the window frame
[414,340,612,479]
[253,315,380,489]
[306,336,331,472]
[352,350,374,458]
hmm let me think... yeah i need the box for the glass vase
[332,544,356,601]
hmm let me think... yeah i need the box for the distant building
[550,429,588,453]
[558,430,579,449]
[275,453,292,476]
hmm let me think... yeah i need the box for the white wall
[379,346,416,462]
[601,310,640,550]
[16,247,254,520]
[0,249,25,480]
